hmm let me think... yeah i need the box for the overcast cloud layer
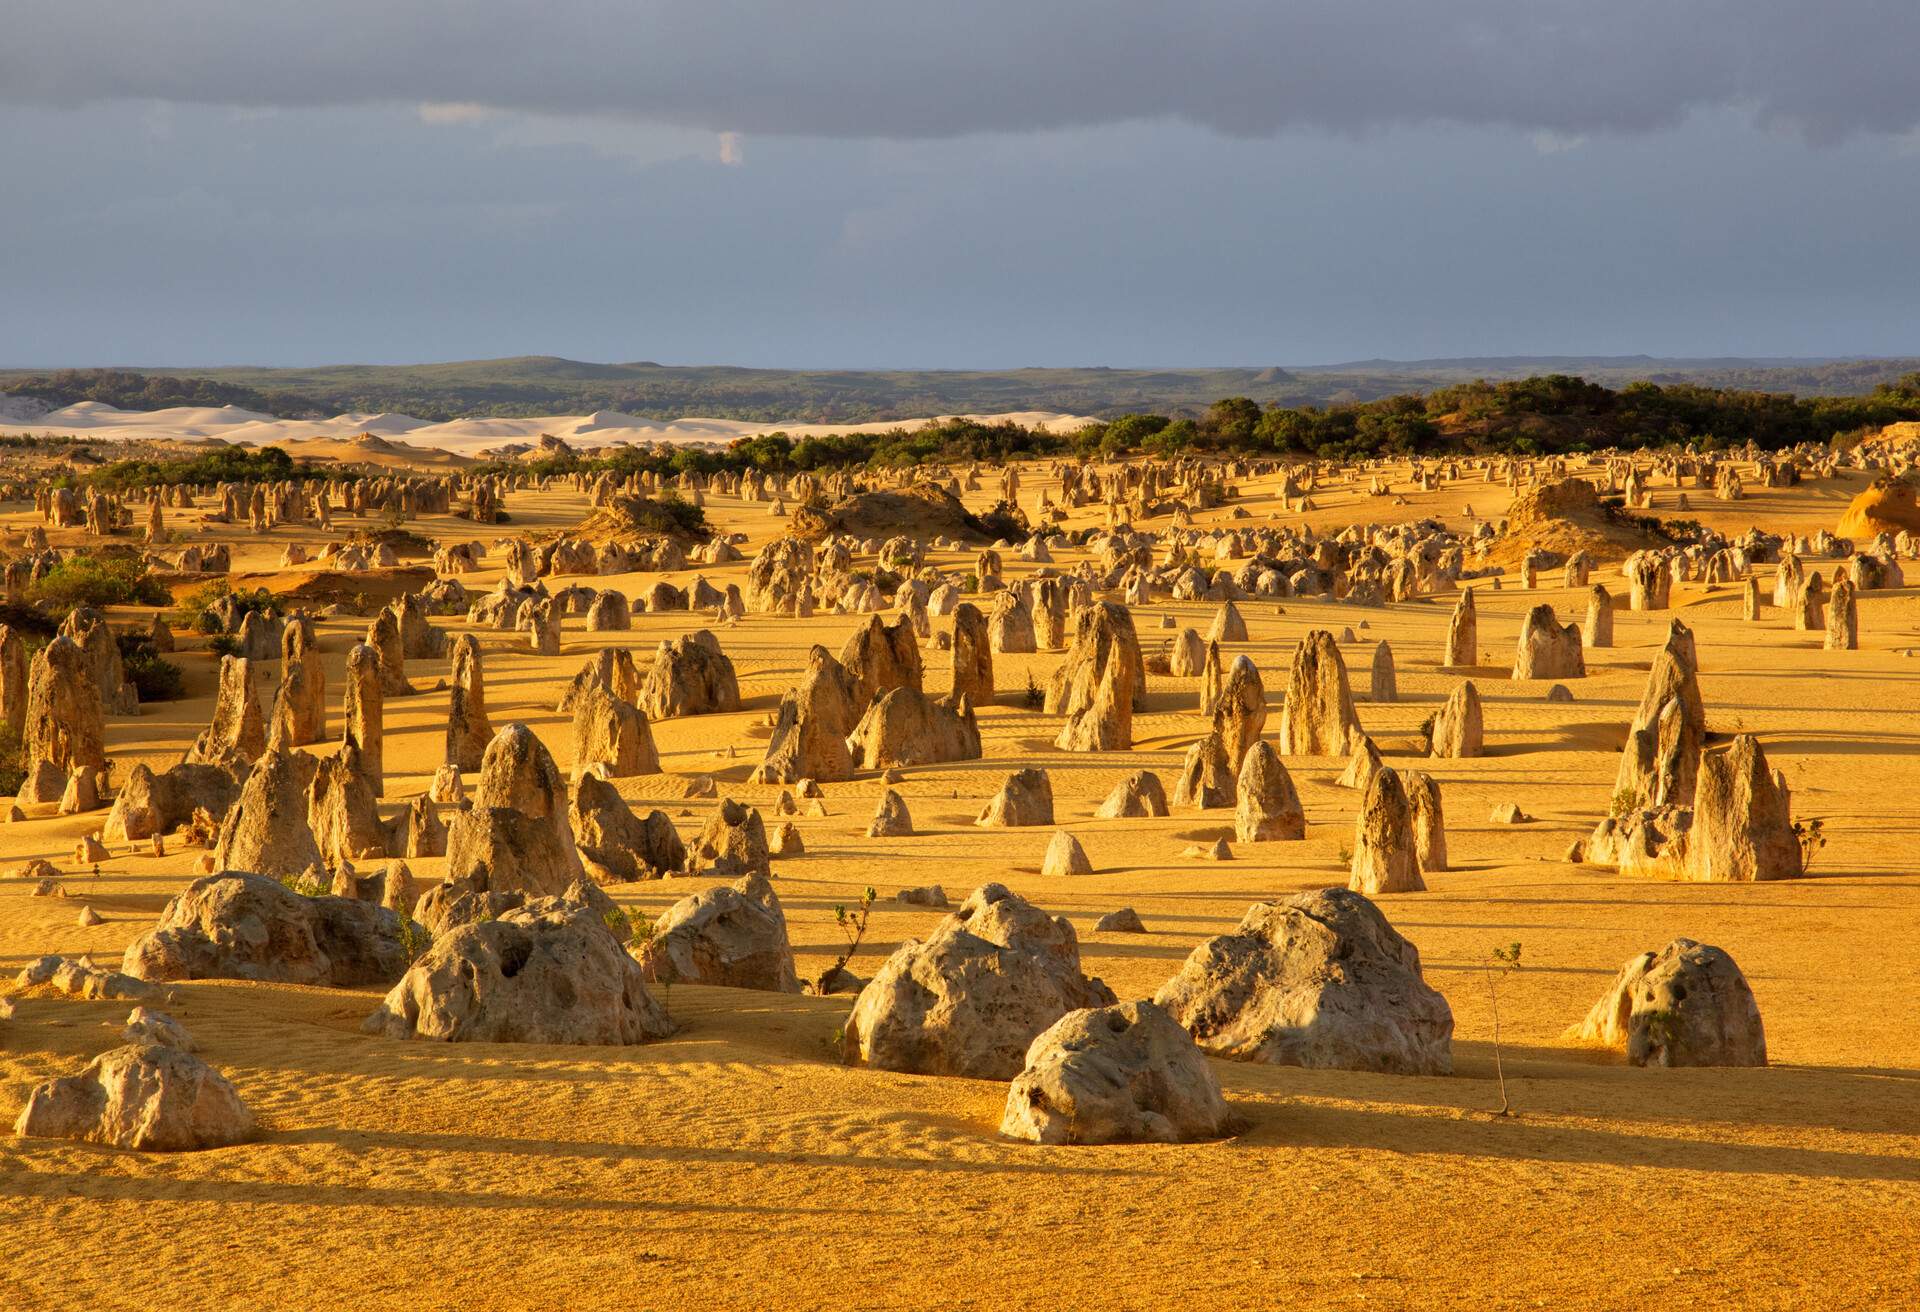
[8,1,1920,141]
[2,4,1918,368]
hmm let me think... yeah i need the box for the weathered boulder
[867,788,914,837]
[1235,741,1304,842]
[1173,732,1235,809]
[14,1044,254,1151]
[1404,770,1448,873]
[1206,600,1248,644]
[1000,1001,1231,1145]
[212,747,323,877]
[1689,734,1802,882]
[752,646,858,784]
[1095,770,1169,818]
[839,614,924,709]
[1369,641,1397,703]
[570,775,686,882]
[1154,887,1453,1074]
[845,686,981,770]
[186,656,267,764]
[692,797,771,878]
[122,871,417,986]
[556,647,641,715]
[570,686,660,780]
[950,601,995,703]
[366,607,414,695]
[1584,583,1614,648]
[364,896,671,1044]
[1429,681,1484,759]
[268,652,326,749]
[1571,938,1766,1067]
[1277,630,1360,756]
[841,883,1117,1079]
[445,633,493,772]
[1443,589,1477,667]
[104,760,245,844]
[988,587,1037,653]
[636,872,801,992]
[122,1006,196,1051]
[1210,654,1267,770]
[308,744,390,867]
[1615,620,1705,807]
[1040,829,1093,876]
[1349,768,1424,895]
[637,632,742,719]
[1044,601,1144,751]
[21,635,106,787]
[444,723,586,896]
[1168,627,1207,678]
[342,642,384,795]
[1336,732,1383,791]
[1512,604,1584,680]
[977,767,1054,827]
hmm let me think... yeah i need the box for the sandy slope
[1,463,1918,1311]
[0,402,1095,456]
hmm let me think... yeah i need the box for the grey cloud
[6,1,1920,140]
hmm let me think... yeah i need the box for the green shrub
[0,603,57,639]
[117,633,184,702]
[0,724,22,797]
[28,554,170,610]
[622,493,708,539]
[178,580,279,634]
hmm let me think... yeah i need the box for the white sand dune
[0,402,1093,456]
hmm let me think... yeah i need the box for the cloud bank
[7,1,1919,141]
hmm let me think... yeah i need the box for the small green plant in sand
[821,887,878,992]
[1485,942,1524,1116]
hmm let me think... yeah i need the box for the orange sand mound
[1837,475,1920,540]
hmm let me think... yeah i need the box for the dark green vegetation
[479,372,1920,477]
[27,554,171,610]
[77,445,335,491]
[178,580,281,635]
[6,356,1920,425]
[117,632,184,702]
[1,368,316,419]
[582,492,710,541]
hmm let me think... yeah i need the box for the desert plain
[0,437,1917,1312]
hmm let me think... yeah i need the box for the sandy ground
[1,458,1917,1311]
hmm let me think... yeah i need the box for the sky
[3,1,1920,370]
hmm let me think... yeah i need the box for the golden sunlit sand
[2,448,1918,1312]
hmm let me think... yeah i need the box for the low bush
[28,554,170,610]
[178,580,280,634]
[117,632,184,702]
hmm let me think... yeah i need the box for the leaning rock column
[344,642,385,796]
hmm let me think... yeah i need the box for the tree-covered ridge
[6,356,1920,426]
[473,371,1920,481]
[1,369,316,419]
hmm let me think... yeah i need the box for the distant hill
[4,355,1917,425]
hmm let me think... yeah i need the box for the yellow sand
[1,459,1917,1311]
